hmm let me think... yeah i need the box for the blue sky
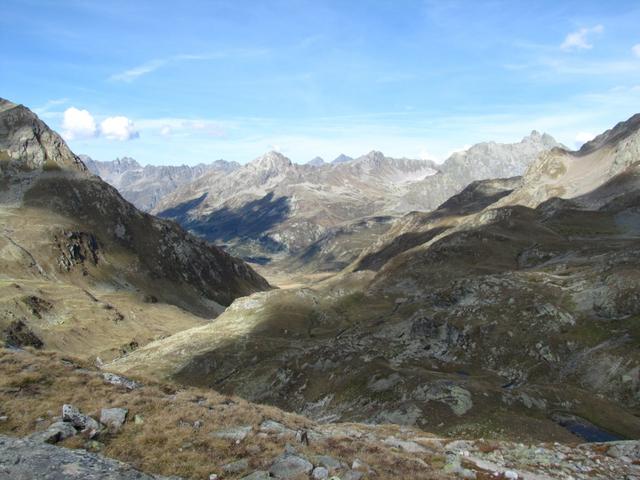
[2,0,640,165]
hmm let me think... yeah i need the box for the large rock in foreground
[0,435,177,479]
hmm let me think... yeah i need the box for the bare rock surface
[0,434,178,479]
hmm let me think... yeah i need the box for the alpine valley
[2,97,640,480]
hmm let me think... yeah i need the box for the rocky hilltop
[82,155,239,211]
[109,113,640,447]
[0,97,269,361]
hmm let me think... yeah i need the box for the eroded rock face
[0,98,86,173]
[0,435,176,479]
[2,320,43,348]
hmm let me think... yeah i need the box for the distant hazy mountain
[332,154,353,164]
[82,155,240,211]
[308,156,326,167]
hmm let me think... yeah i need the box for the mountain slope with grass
[0,97,269,361]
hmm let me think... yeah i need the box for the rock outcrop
[0,435,175,479]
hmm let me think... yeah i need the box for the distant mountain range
[95,131,555,266]
[82,155,240,211]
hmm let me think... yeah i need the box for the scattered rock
[607,441,640,460]
[100,407,128,431]
[312,455,343,472]
[240,472,271,480]
[342,471,364,480]
[102,372,142,390]
[259,419,296,436]
[134,414,145,425]
[312,466,329,479]
[351,458,369,471]
[383,436,427,453]
[28,421,78,445]
[211,425,252,442]
[61,404,102,435]
[0,416,8,422]
[269,452,314,479]
[223,458,249,474]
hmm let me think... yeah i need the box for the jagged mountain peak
[523,130,558,147]
[308,156,325,167]
[0,97,86,173]
[353,150,389,167]
[249,150,293,171]
[113,156,141,168]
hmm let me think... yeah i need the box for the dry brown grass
[0,347,448,480]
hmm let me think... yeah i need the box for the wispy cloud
[109,49,269,83]
[560,25,604,51]
[33,98,69,116]
[110,59,168,82]
[633,44,640,58]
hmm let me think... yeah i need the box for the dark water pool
[552,412,624,443]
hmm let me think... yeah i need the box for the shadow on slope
[354,177,519,272]
[160,192,291,252]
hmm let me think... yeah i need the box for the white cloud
[62,107,97,140]
[633,44,640,58]
[159,125,173,137]
[561,25,604,51]
[100,116,140,141]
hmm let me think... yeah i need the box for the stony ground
[1,346,639,479]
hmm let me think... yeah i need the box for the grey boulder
[100,407,128,431]
[269,452,313,478]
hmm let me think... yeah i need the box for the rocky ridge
[82,155,240,211]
